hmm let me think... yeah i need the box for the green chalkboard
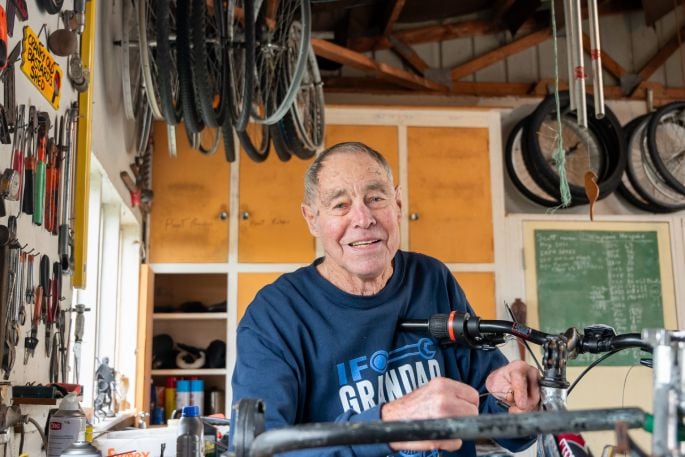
[534,229,664,366]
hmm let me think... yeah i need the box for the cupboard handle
[241,211,250,220]
[219,211,228,220]
[410,212,420,221]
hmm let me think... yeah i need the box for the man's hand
[485,360,540,413]
[380,377,479,452]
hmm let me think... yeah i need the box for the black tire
[191,0,228,128]
[523,91,625,203]
[624,114,685,212]
[38,0,63,14]
[237,124,270,163]
[176,0,205,135]
[155,0,182,125]
[646,101,685,195]
[504,118,562,208]
[227,0,255,132]
[270,120,293,162]
[221,116,236,163]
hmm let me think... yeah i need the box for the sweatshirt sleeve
[230,324,393,457]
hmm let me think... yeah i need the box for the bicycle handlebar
[400,311,652,354]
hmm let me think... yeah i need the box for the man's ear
[301,203,320,236]
[394,185,403,215]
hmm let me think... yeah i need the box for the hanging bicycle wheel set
[506,93,685,213]
[120,0,325,163]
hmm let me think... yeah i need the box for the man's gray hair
[303,142,394,205]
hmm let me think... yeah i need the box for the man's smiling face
[302,151,402,289]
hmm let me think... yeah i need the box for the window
[71,154,141,415]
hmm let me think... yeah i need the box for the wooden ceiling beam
[311,38,449,92]
[632,25,685,93]
[382,0,406,38]
[348,0,641,53]
[387,34,430,75]
[450,28,551,81]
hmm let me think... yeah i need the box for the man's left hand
[485,360,540,413]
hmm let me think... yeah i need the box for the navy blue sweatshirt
[231,251,534,457]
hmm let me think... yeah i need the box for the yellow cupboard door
[238,142,315,263]
[325,125,400,181]
[237,273,282,322]
[149,123,231,263]
[407,127,494,263]
[453,272,495,319]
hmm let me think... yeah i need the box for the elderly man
[231,142,539,456]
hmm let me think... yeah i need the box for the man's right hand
[380,377,479,452]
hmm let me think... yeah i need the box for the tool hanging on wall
[2,42,20,130]
[21,106,35,216]
[45,119,60,233]
[0,5,8,70]
[62,0,88,91]
[70,303,89,384]
[33,113,50,226]
[5,0,28,38]
[58,107,76,273]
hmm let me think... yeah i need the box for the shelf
[151,369,227,376]
[153,312,228,320]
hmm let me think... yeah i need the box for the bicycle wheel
[226,0,255,132]
[504,118,561,208]
[138,0,165,120]
[191,0,229,128]
[237,122,270,163]
[176,0,205,135]
[121,0,143,121]
[288,33,324,151]
[155,0,183,125]
[624,114,685,211]
[221,115,237,163]
[253,1,310,125]
[646,101,685,196]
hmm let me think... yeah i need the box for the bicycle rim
[121,0,142,121]
[646,101,685,195]
[155,0,183,125]
[227,0,255,131]
[197,127,221,156]
[191,0,228,128]
[253,1,311,125]
[289,36,324,151]
[138,0,165,120]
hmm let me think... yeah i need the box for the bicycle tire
[624,114,685,212]
[523,92,625,202]
[269,120,293,162]
[646,101,685,196]
[504,118,561,208]
[221,115,237,163]
[38,0,63,15]
[227,0,255,132]
[138,0,165,120]
[196,127,221,156]
[289,37,325,151]
[121,0,143,121]
[154,0,182,125]
[253,1,311,125]
[176,0,205,135]
[191,0,229,128]
[237,123,270,163]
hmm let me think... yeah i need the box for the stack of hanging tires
[617,102,685,213]
[505,91,626,208]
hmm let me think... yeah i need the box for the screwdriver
[33,113,48,226]
[21,107,35,215]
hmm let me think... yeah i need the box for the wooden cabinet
[238,146,315,263]
[149,124,231,263]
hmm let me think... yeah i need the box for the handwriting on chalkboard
[534,229,664,366]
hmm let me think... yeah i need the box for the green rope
[549,0,572,208]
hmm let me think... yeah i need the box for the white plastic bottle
[47,393,87,457]
[176,405,204,457]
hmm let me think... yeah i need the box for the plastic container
[165,377,177,421]
[189,379,204,415]
[47,393,88,457]
[176,405,204,457]
[176,380,190,411]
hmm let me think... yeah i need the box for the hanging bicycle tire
[37,0,63,15]
[121,0,143,121]
[253,1,311,125]
[504,118,562,208]
[624,113,685,212]
[221,115,237,163]
[226,0,256,132]
[646,101,685,196]
[138,0,165,120]
[190,0,229,128]
[176,0,205,135]
[237,123,271,163]
[154,0,183,125]
[522,92,625,204]
[288,35,325,152]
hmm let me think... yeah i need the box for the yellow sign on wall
[20,26,63,109]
